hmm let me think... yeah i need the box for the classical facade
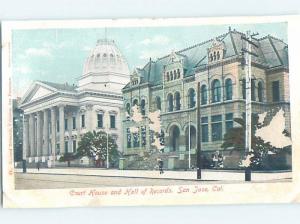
[20,39,130,166]
[122,29,290,170]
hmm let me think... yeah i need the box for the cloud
[140,35,170,46]
[82,46,92,52]
[25,48,52,57]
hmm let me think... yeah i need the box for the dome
[82,39,130,75]
[78,39,130,93]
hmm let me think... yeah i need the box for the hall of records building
[122,28,291,170]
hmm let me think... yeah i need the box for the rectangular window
[64,118,68,131]
[97,114,103,128]
[133,128,140,148]
[56,120,59,132]
[211,115,222,141]
[150,130,155,144]
[201,116,209,142]
[141,126,146,146]
[65,141,68,153]
[72,140,76,152]
[272,80,280,102]
[110,115,116,128]
[56,143,60,154]
[72,117,76,130]
[127,128,131,148]
[225,113,234,132]
[81,114,85,128]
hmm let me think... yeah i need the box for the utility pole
[241,30,258,181]
[196,82,202,179]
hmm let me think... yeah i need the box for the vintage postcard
[2,16,300,208]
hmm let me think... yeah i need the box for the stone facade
[122,29,290,170]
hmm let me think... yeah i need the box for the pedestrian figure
[212,152,218,168]
[218,153,224,168]
[158,159,164,174]
[36,162,40,171]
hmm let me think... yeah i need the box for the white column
[23,114,29,159]
[76,110,81,146]
[36,111,43,158]
[59,105,65,154]
[29,113,35,157]
[51,107,57,157]
[43,109,49,156]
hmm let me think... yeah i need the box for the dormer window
[208,39,225,64]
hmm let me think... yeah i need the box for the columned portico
[43,109,49,156]
[59,105,65,154]
[29,113,35,157]
[51,107,57,157]
[36,111,43,158]
[23,115,29,159]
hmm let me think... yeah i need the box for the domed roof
[82,39,130,75]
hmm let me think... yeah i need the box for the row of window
[209,50,222,62]
[55,140,77,154]
[53,114,116,132]
[125,79,280,116]
[201,113,233,142]
[165,69,181,81]
[126,127,165,148]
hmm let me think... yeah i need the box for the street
[15,173,209,189]
[15,172,291,190]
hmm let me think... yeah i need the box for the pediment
[21,82,56,104]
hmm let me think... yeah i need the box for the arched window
[166,72,170,81]
[95,54,101,66]
[251,79,256,101]
[217,51,220,60]
[188,88,196,108]
[201,85,207,105]
[155,97,161,110]
[126,103,131,115]
[213,52,216,61]
[225,78,233,100]
[210,54,213,62]
[110,54,115,64]
[140,99,146,115]
[258,81,263,102]
[167,94,173,112]
[212,79,221,103]
[175,92,181,111]
[170,125,180,151]
[170,71,173,80]
[133,99,138,107]
[103,53,107,61]
[174,70,177,79]
[177,69,181,78]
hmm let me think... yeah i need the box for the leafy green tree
[76,131,120,167]
[59,152,78,167]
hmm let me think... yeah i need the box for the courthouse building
[19,39,130,166]
[122,28,290,169]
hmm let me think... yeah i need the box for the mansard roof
[123,29,288,90]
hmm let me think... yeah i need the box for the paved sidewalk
[15,168,292,182]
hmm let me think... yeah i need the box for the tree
[76,131,120,167]
[221,115,275,169]
[59,152,78,167]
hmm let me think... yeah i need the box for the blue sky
[12,22,287,97]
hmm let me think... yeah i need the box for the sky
[12,22,287,98]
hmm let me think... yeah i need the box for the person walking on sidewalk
[36,162,40,171]
[158,159,164,174]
